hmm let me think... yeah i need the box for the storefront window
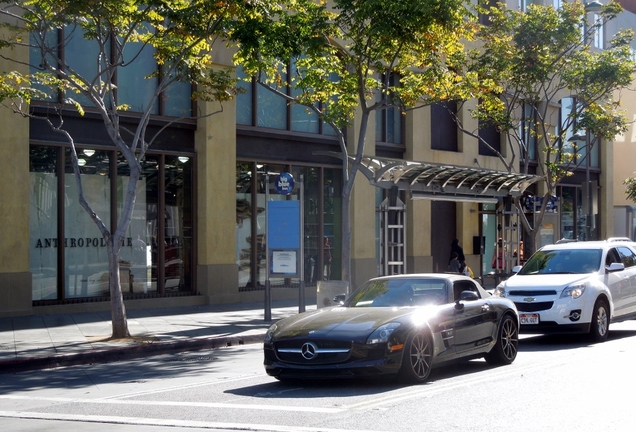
[237,162,341,289]
[30,147,59,300]
[118,154,158,295]
[561,186,576,241]
[64,149,111,298]
[29,145,194,303]
[323,169,341,280]
[164,155,194,292]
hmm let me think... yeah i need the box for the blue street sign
[275,172,295,195]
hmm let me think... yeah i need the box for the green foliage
[0,0,242,115]
[469,1,634,194]
[625,175,636,203]
[232,0,476,130]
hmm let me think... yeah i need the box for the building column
[195,73,239,303]
[347,108,377,289]
[0,41,32,316]
[406,106,433,271]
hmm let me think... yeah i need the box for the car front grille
[515,301,554,312]
[509,290,557,296]
[274,340,353,365]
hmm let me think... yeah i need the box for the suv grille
[509,290,557,296]
[515,301,553,312]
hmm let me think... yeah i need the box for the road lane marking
[0,411,385,432]
[342,358,567,411]
[0,395,343,414]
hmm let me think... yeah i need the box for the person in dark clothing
[449,252,462,273]
[450,239,466,271]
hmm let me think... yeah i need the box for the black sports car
[264,274,519,383]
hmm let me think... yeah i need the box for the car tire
[485,314,519,365]
[398,332,433,384]
[589,299,609,342]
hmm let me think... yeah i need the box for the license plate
[520,313,539,325]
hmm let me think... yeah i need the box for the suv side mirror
[607,262,625,273]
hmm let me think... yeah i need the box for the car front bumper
[263,345,403,379]
[511,294,597,334]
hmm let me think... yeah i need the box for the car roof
[369,273,474,282]
[541,240,636,251]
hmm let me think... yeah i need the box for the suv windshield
[518,248,602,275]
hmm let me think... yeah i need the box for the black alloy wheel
[485,314,519,365]
[398,332,433,383]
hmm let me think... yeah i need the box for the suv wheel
[589,299,609,342]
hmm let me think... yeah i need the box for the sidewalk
[0,300,314,374]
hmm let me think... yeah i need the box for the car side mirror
[333,294,346,305]
[460,290,479,301]
[512,265,522,274]
[455,290,478,309]
[606,262,625,273]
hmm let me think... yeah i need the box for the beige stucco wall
[612,90,636,207]
[0,30,32,316]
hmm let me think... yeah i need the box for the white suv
[493,240,636,341]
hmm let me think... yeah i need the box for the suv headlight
[561,283,586,299]
[366,322,401,344]
[493,285,506,298]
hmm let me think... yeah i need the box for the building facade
[0,0,633,318]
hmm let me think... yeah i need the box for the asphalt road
[1,321,636,432]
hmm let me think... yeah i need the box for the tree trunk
[108,242,130,339]
[340,185,352,292]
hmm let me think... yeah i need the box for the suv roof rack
[555,238,578,244]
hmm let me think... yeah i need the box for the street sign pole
[264,174,271,321]
[299,174,305,313]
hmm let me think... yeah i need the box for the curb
[0,332,266,374]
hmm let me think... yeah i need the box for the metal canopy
[339,154,541,203]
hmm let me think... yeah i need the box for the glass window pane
[64,25,109,108]
[64,149,111,298]
[257,67,287,130]
[29,31,58,102]
[118,154,157,295]
[236,162,255,288]
[561,186,575,241]
[386,106,402,144]
[324,168,341,280]
[118,38,159,114]
[236,66,253,126]
[164,155,194,292]
[291,104,319,133]
[30,146,58,300]
[164,79,192,117]
[291,59,319,133]
[298,167,321,284]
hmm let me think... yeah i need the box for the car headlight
[366,322,401,344]
[493,285,506,298]
[264,323,278,344]
[561,283,586,299]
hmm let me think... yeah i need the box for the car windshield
[345,278,448,307]
[518,248,602,275]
